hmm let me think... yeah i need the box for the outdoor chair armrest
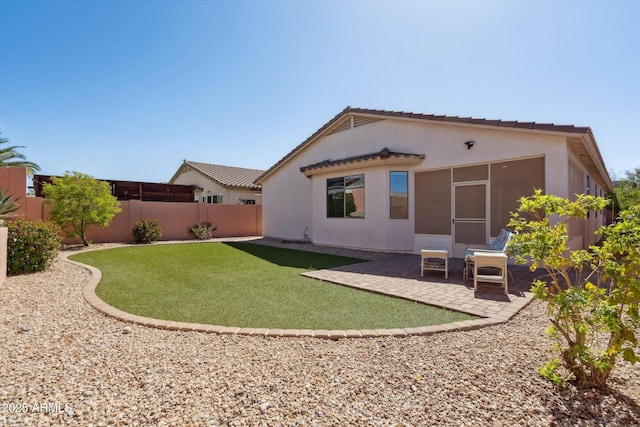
[464,248,507,260]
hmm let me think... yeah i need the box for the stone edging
[61,252,534,340]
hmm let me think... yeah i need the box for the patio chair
[473,252,509,295]
[463,228,514,281]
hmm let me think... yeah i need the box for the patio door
[452,182,489,258]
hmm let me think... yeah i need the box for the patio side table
[420,248,449,279]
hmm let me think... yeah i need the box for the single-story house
[255,107,613,257]
[170,160,264,205]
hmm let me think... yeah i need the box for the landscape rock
[0,242,638,426]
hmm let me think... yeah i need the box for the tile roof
[345,107,591,134]
[255,106,594,184]
[181,161,264,191]
[300,148,425,174]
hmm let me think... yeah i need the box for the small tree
[508,189,639,388]
[43,171,121,246]
[613,167,640,212]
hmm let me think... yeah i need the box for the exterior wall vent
[327,116,383,136]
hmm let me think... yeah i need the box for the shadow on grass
[223,242,365,270]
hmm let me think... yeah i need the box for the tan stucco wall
[262,118,605,253]
[2,167,262,245]
[0,167,28,218]
[172,169,262,205]
[566,153,608,250]
[262,157,313,242]
[309,165,415,251]
[36,201,262,244]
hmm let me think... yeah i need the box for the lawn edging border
[61,249,532,340]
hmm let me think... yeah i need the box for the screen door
[452,183,488,258]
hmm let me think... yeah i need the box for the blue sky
[1,0,638,183]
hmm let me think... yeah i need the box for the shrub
[132,219,162,244]
[6,219,62,275]
[508,190,639,388]
[43,171,121,246]
[188,222,216,240]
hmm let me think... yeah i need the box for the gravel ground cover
[1,242,639,426]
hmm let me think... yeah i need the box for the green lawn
[70,242,475,329]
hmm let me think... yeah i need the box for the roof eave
[582,131,614,191]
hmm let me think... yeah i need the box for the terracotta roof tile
[300,148,425,173]
[183,161,264,191]
[344,108,590,134]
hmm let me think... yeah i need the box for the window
[390,171,408,219]
[202,195,223,204]
[327,174,365,218]
[238,199,255,205]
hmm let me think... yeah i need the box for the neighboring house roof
[256,106,612,190]
[170,161,264,191]
[300,148,425,176]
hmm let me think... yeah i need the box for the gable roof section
[300,148,425,177]
[171,161,264,191]
[255,106,612,190]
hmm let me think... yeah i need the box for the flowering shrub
[188,222,216,240]
[6,219,62,275]
[132,219,162,244]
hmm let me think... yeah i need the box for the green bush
[188,222,216,240]
[43,171,121,246]
[6,219,62,275]
[132,219,162,244]
[509,190,639,388]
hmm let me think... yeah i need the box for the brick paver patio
[69,242,541,339]
[302,254,537,321]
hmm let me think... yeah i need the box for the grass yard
[70,242,475,330]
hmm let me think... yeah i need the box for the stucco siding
[261,115,609,253]
[308,165,414,251]
[261,159,313,241]
[567,151,606,249]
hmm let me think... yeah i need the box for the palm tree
[0,135,41,175]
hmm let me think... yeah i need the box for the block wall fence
[1,167,262,245]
